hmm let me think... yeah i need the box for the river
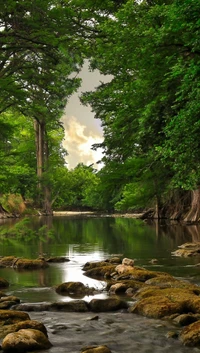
[0,215,200,353]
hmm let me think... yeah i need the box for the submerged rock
[2,328,52,352]
[50,300,89,312]
[88,298,128,312]
[172,242,200,257]
[81,345,111,353]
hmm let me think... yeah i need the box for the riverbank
[53,211,144,218]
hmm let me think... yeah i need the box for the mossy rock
[14,258,48,269]
[0,319,48,339]
[0,256,48,270]
[83,261,113,271]
[89,298,128,312]
[114,266,171,282]
[2,328,52,352]
[84,265,116,279]
[129,295,184,319]
[55,281,95,297]
[46,256,70,263]
[0,256,16,267]
[0,310,30,325]
[109,280,144,295]
[180,320,200,346]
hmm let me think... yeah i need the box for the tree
[82,0,200,220]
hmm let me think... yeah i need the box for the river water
[1,215,200,353]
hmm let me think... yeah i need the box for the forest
[0,0,200,222]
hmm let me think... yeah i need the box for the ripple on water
[29,311,200,353]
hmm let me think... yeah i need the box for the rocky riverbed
[1,251,200,352]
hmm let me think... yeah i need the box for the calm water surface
[0,215,200,303]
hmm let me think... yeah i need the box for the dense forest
[0,0,200,221]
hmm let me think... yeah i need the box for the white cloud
[62,115,104,169]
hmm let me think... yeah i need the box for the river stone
[0,319,48,338]
[2,328,52,352]
[50,300,89,312]
[0,310,30,325]
[174,314,199,326]
[13,302,51,312]
[180,320,200,346]
[46,256,70,263]
[84,265,116,279]
[0,277,9,288]
[129,296,183,319]
[88,298,128,312]
[55,281,95,296]
[81,345,111,353]
[122,258,134,267]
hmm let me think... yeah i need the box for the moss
[84,265,116,279]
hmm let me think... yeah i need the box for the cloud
[62,115,103,169]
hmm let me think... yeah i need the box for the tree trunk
[183,189,200,223]
[34,119,53,215]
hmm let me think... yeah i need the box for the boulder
[81,345,111,353]
[0,310,30,325]
[0,319,48,338]
[88,298,128,312]
[2,328,52,352]
[84,265,116,279]
[55,281,95,297]
[180,320,200,346]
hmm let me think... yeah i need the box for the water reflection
[0,216,200,302]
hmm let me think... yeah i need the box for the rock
[180,320,200,346]
[109,280,143,295]
[83,261,111,271]
[50,300,89,312]
[149,259,158,264]
[122,258,134,267]
[88,298,128,312]
[129,296,182,319]
[46,256,70,263]
[166,331,179,339]
[0,277,9,288]
[0,310,30,325]
[55,281,95,297]
[174,314,199,326]
[2,328,52,352]
[0,319,48,338]
[0,295,20,309]
[172,242,200,257]
[115,264,134,275]
[81,345,111,353]
[114,265,161,282]
[84,265,116,279]
[13,303,51,312]
[0,256,48,269]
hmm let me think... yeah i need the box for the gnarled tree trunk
[183,188,200,223]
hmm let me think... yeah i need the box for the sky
[62,61,111,170]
